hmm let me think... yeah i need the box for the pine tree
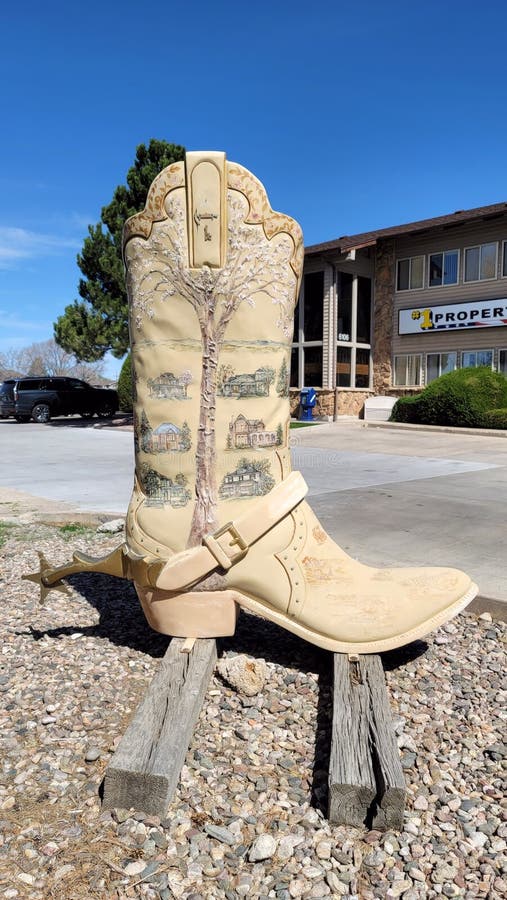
[54,139,185,360]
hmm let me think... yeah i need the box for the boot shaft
[124,152,303,552]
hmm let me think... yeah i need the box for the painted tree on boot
[125,166,297,546]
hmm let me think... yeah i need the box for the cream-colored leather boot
[123,151,477,652]
[27,151,477,653]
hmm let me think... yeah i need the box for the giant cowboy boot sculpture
[25,152,478,652]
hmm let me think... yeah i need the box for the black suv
[0,379,16,418]
[1,377,118,423]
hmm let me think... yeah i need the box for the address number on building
[399,299,507,334]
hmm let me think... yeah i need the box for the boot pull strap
[153,471,308,592]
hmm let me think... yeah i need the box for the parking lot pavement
[0,420,134,514]
[0,419,505,601]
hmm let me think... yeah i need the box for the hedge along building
[294,201,507,417]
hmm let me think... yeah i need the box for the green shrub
[482,408,507,429]
[389,394,424,423]
[390,367,507,427]
[117,354,133,413]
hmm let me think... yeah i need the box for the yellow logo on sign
[411,309,433,330]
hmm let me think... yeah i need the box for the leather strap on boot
[152,471,308,592]
[23,472,308,602]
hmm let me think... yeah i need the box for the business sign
[399,299,507,334]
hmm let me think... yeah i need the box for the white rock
[491,838,506,852]
[316,840,332,859]
[248,834,277,861]
[409,867,425,882]
[124,860,146,876]
[97,518,125,534]
[386,882,413,898]
[302,866,324,879]
[326,872,348,894]
[302,808,321,826]
[277,834,304,860]
[466,831,488,850]
[397,734,417,752]
[54,864,75,881]
[217,655,266,696]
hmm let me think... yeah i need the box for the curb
[468,595,506,622]
[364,421,507,438]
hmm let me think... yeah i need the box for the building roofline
[305,200,507,256]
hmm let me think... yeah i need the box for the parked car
[0,379,16,418]
[4,376,118,423]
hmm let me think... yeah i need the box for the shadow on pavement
[45,416,118,428]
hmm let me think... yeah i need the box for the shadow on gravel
[26,571,429,818]
[220,610,334,814]
[380,640,428,671]
[27,572,169,658]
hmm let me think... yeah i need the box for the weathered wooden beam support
[328,653,406,830]
[102,638,217,816]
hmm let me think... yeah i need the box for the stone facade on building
[372,240,395,395]
[289,388,373,418]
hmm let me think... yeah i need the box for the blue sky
[1,0,507,378]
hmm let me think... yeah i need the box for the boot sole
[233,582,478,654]
[142,581,478,654]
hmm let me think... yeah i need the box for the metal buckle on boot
[203,522,248,570]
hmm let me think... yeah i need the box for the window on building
[461,349,493,369]
[499,350,507,374]
[464,243,497,282]
[426,352,457,383]
[336,347,351,387]
[393,355,422,386]
[397,256,424,291]
[356,276,371,343]
[337,272,352,341]
[290,348,299,387]
[292,271,324,388]
[293,297,299,342]
[356,348,370,388]
[429,250,459,287]
[336,273,372,388]
[502,241,507,277]
[303,272,324,341]
[304,346,323,385]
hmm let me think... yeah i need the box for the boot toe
[299,564,476,651]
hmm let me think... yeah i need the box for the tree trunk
[188,315,219,547]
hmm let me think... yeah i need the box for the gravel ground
[0,523,505,900]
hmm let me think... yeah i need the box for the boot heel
[134,585,239,637]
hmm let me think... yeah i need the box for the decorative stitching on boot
[275,510,307,620]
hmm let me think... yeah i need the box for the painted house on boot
[296,201,507,418]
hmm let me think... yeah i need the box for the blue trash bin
[299,387,317,421]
